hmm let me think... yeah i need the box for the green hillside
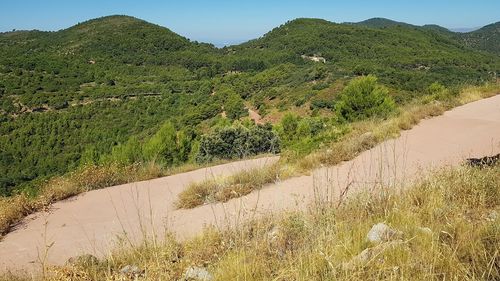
[234,18,498,91]
[0,16,226,193]
[355,17,500,55]
[0,16,499,195]
[459,22,500,54]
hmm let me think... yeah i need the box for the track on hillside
[1,94,500,272]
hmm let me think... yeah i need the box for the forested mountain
[354,17,454,34]
[0,16,499,195]
[354,17,414,28]
[354,17,500,55]
[459,22,500,55]
[235,18,498,90]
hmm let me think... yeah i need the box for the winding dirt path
[1,95,500,273]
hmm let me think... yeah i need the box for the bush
[335,75,396,121]
[143,122,192,166]
[196,124,280,163]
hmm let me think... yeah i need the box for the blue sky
[1,0,499,46]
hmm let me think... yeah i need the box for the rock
[120,265,145,279]
[66,254,99,266]
[183,266,213,281]
[367,223,401,243]
[342,241,404,270]
[267,225,281,242]
[417,227,433,235]
[486,210,498,222]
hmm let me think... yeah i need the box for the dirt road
[1,94,499,272]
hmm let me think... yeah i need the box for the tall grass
[13,164,498,280]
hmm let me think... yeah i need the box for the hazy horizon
[1,0,498,46]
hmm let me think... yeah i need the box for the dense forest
[0,15,499,195]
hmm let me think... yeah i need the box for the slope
[459,21,500,55]
[1,93,499,271]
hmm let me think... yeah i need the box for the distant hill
[0,15,219,69]
[354,17,414,28]
[234,18,498,89]
[353,17,500,55]
[459,22,500,55]
[354,17,453,34]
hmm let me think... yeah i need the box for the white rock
[417,227,433,235]
[367,223,401,243]
[342,241,404,270]
[267,225,281,242]
[184,266,213,281]
[487,210,498,222]
[120,265,144,278]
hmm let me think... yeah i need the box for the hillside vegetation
[459,22,500,55]
[0,15,499,197]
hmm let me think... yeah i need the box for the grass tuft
[176,163,283,209]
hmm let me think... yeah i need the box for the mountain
[459,22,500,54]
[234,18,498,89]
[354,17,453,34]
[0,16,225,193]
[353,18,500,55]
[0,16,499,194]
[354,17,414,28]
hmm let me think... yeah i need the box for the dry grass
[12,163,498,280]
[176,163,284,209]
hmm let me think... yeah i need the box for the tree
[143,122,178,165]
[221,88,247,120]
[335,75,396,121]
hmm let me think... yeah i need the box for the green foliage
[196,124,280,163]
[459,22,500,55]
[335,75,396,121]
[142,122,191,166]
[235,18,499,91]
[218,87,247,120]
[276,113,344,156]
[107,136,143,165]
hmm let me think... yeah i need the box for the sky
[1,0,499,46]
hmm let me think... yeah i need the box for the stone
[367,223,401,243]
[342,241,404,270]
[267,225,281,242]
[466,153,499,168]
[417,227,433,235]
[120,265,145,279]
[183,266,213,281]
[487,210,498,222]
[66,254,99,266]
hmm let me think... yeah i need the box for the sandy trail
[1,95,500,272]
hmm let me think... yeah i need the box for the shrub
[335,75,396,121]
[196,124,280,163]
[143,122,192,166]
